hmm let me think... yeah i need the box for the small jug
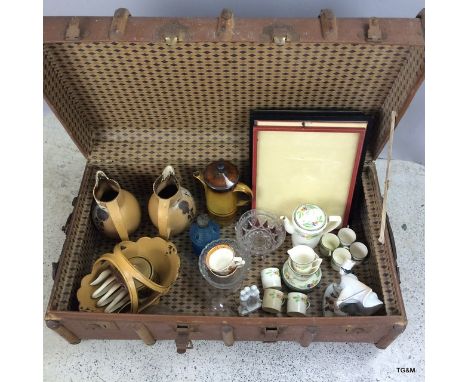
[148,165,196,240]
[193,159,253,224]
[92,170,141,241]
[281,204,342,248]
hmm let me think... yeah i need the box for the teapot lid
[203,159,239,191]
[293,204,327,232]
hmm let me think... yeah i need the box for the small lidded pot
[189,214,220,256]
[281,204,342,249]
[193,159,253,224]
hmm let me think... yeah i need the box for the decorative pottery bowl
[235,209,286,256]
[77,237,180,313]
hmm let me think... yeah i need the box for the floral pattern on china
[264,268,280,277]
[294,204,326,231]
[291,294,307,304]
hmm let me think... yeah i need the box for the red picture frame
[251,120,367,226]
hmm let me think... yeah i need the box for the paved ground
[43,111,424,382]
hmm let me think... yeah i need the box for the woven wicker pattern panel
[360,164,401,315]
[43,42,414,159]
[50,162,398,316]
[376,46,425,156]
[43,49,94,156]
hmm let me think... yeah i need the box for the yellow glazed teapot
[194,160,253,224]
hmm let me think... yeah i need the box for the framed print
[251,114,369,226]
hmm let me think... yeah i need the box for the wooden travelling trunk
[43,8,425,352]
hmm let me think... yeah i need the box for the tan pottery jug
[148,165,196,239]
[92,171,141,241]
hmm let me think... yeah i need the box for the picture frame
[250,110,373,226]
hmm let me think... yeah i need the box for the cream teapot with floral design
[280,204,342,248]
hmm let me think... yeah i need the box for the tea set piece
[319,233,340,258]
[282,260,322,292]
[193,159,253,225]
[148,165,196,240]
[281,245,323,292]
[349,242,368,263]
[198,239,250,290]
[77,237,180,313]
[238,285,262,316]
[286,292,310,317]
[281,204,342,248]
[205,244,245,277]
[331,247,353,272]
[337,227,357,248]
[261,267,282,290]
[189,214,220,256]
[287,245,322,274]
[323,260,383,316]
[261,289,310,316]
[235,209,286,257]
[92,170,141,241]
[262,288,286,314]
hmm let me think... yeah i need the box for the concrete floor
[43,111,425,382]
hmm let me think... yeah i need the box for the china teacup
[331,247,352,271]
[205,244,245,276]
[287,292,310,316]
[350,242,368,263]
[338,227,356,247]
[262,289,285,314]
[287,245,322,275]
[261,267,282,290]
[319,233,340,258]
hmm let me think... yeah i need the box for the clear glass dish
[235,209,286,256]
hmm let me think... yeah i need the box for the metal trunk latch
[262,25,297,46]
[263,327,279,342]
[159,21,188,46]
[175,324,194,354]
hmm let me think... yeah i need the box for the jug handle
[106,199,129,241]
[233,182,253,207]
[323,215,342,234]
[157,199,171,240]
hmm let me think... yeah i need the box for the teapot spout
[280,215,295,234]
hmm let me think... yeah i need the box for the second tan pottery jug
[148,165,196,239]
[92,170,141,241]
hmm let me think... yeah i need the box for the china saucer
[282,260,322,292]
